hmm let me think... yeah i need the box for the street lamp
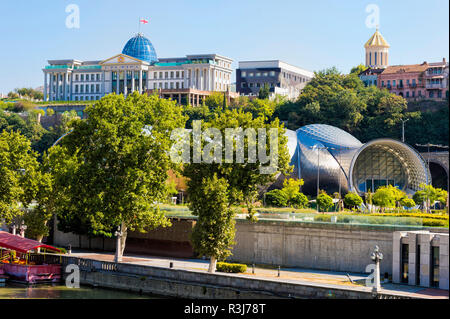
[19,221,27,238]
[370,245,383,293]
[114,225,123,263]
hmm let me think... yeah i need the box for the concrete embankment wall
[51,255,410,299]
[53,218,447,275]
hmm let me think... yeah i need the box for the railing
[426,83,444,89]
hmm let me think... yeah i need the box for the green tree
[265,189,288,207]
[0,131,43,223]
[316,192,333,212]
[291,192,309,208]
[344,192,363,209]
[183,107,291,271]
[400,197,416,209]
[281,178,304,205]
[190,174,236,272]
[350,64,368,75]
[413,183,448,213]
[372,187,396,213]
[48,92,187,261]
[258,83,270,99]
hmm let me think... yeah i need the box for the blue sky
[0,0,448,94]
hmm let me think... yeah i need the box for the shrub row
[216,262,247,273]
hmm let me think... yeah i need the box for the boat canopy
[0,231,61,254]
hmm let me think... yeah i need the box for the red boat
[0,231,62,284]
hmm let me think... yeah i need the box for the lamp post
[370,245,383,293]
[19,221,27,238]
[11,222,17,236]
[114,225,123,263]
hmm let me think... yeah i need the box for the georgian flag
[140,18,149,24]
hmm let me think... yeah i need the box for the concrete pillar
[178,94,181,105]
[196,94,199,106]
[392,231,406,283]
[139,69,143,93]
[439,234,449,290]
[418,233,433,287]
[408,233,418,286]
[131,70,135,92]
[43,73,48,101]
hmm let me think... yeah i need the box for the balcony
[396,85,404,89]
[426,83,444,89]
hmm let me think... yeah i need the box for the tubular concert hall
[285,124,430,196]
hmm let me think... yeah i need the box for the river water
[0,283,161,299]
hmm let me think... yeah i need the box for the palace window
[270,71,275,76]
[81,74,84,81]
[249,73,254,77]
[75,85,79,93]
[170,72,174,79]
[263,72,268,77]
[165,82,168,89]
[256,72,261,77]
[176,71,179,78]
[165,72,168,79]
[241,71,247,77]
[91,74,95,81]
[96,84,100,93]
[80,85,84,93]
[96,74,100,81]
[75,74,79,81]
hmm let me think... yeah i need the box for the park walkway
[69,250,448,299]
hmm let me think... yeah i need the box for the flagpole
[138,17,141,34]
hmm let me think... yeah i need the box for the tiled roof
[381,63,429,74]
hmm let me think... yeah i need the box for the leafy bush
[422,219,448,227]
[265,189,288,207]
[291,193,309,208]
[344,192,363,208]
[314,214,332,222]
[316,192,333,212]
[216,262,247,273]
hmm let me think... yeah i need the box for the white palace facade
[42,33,234,105]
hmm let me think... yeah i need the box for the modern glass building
[284,124,430,196]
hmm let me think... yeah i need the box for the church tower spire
[364,29,390,69]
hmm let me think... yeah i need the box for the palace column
[43,73,48,101]
[139,69,143,93]
[102,71,106,95]
[56,73,60,101]
[49,73,53,101]
[63,72,67,101]
[124,71,128,97]
[116,71,120,95]
[131,70,135,92]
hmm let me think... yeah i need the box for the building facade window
[401,243,409,284]
[431,246,440,287]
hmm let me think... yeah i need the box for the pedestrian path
[69,250,448,299]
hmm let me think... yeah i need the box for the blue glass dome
[122,33,157,63]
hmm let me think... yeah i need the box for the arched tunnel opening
[429,162,448,190]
